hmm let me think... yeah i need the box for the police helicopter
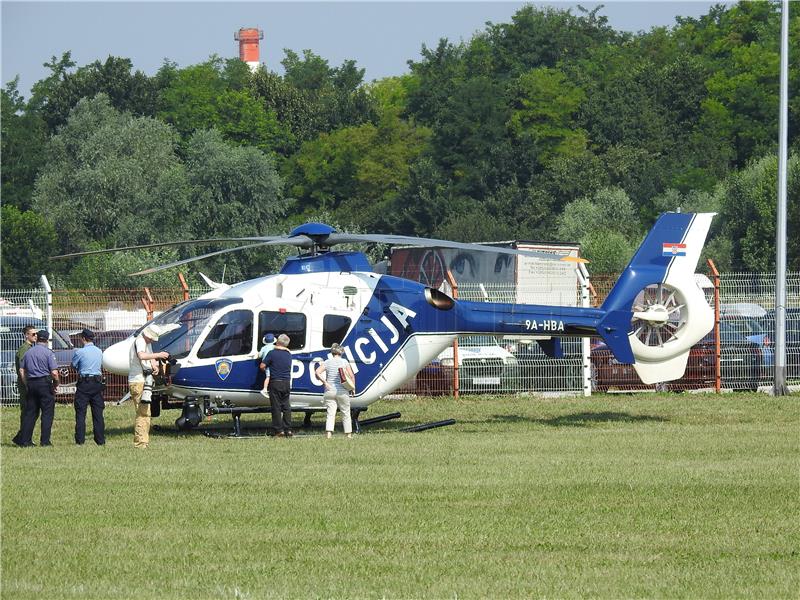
[57,212,715,432]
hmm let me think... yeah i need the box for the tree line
[2,2,798,288]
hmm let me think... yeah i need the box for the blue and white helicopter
[67,212,715,430]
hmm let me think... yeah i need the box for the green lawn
[2,393,798,599]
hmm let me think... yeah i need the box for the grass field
[1,393,798,599]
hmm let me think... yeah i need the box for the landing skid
[173,397,453,437]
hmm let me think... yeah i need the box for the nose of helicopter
[103,337,134,375]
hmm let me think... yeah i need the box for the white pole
[774,0,789,396]
[40,274,53,350]
[578,263,592,397]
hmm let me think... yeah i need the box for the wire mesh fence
[0,282,209,406]
[410,271,800,396]
[1,271,798,406]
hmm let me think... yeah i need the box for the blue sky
[2,1,732,98]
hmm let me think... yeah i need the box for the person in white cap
[129,324,169,448]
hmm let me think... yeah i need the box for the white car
[437,335,517,390]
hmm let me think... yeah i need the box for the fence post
[178,273,190,302]
[578,263,592,397]
[141,288,154,321]
[445,269,459,399]
[40,275,53,350]
[707,259,721,393]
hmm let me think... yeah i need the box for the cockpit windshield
[136,298,242,358]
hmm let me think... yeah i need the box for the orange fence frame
[445,269,460,399]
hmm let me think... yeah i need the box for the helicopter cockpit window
[197,310,253,359]
[139,298,243,359]
[259,311,306,350]
[323,315,351,347]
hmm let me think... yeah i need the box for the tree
[33,54,158,132]
[278,49,376,134]
[249,69,319,154]
[483,4,620,76]
[1,79,48,210]
[557,187,642,272]
[281,49,333,92]
[157,59,289,152]
[182,128,288,280]
[283,113,430,230]
[32,94,191,257]
[64,246,182,289]
[715,154,800,271]
[366,76,414,120]
[507,67,587,165]
[0,205,58,287]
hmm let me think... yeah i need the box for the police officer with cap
[16,329,60,447]
[72,329,105,445]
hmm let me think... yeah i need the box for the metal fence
[1,271,798,406]
[413,271,800,396]
[0,279,209,406]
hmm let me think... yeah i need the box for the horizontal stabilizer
[632,351,690,385]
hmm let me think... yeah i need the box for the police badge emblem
[215,359,233,381]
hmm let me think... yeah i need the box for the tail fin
[598,213,715,384]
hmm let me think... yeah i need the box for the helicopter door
[181,308,256,390]
[196,309,254,359]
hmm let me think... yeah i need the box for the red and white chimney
[234,27,263,72]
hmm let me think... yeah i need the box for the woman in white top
[315,343,355,438]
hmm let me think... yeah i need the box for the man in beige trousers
[129,325,169,448]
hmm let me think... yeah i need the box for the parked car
[721,314,773,370]
[758,308,800,381]
[720,302,773,370]
[68,329,136,402]
[0,316,78,404]
[416,335,517,395]
[506,338,583,392]
[70,329,135,350]
[591,321,762,392]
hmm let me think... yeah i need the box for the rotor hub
[631,284,687,347]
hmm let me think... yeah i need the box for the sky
[2,1,734,98]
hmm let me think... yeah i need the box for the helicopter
[61,212,715,431]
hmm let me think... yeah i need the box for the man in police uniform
[72,328,105,445]
[11,326,37,446]
[15,329,60,447]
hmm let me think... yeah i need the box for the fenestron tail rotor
[630,283,687,347]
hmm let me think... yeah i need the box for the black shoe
[41,442,53,447]
[285,430,294,438]
[12,440,35,448]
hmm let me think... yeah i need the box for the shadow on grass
[491,411,669,428]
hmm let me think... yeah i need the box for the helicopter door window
[197,310,253,359]
[258,311,306,350]
[322,315,351,347]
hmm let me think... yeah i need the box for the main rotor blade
[52,236,287,259]
[327,233,585,262]
[128,240,291,276]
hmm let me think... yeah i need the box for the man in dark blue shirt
[263,333,293,437]
[11,326,37,446]
[72,329,105,446]
[16,330,60,447]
